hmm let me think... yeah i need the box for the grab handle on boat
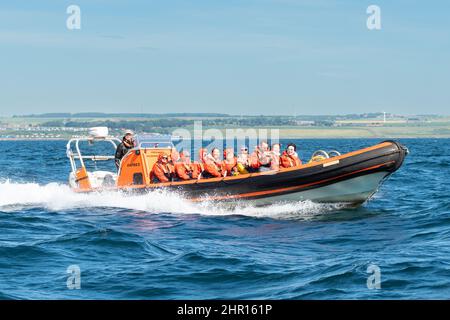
[327,150,341,157]
[309,150,330,163]
[311,150,330,159]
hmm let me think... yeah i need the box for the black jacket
[115,142,133,169]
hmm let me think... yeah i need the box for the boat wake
[0,180,347,219]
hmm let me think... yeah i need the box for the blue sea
[0,139,449,299]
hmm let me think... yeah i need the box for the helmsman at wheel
[115,130,135,169]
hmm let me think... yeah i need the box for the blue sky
[0,0,449,116]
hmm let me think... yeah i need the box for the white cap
[124,130,134,136]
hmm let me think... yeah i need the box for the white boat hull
[248,171,390,206]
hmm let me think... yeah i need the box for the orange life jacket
[221,158,237,176]
[150,154,172,183]
[150,162,172,182]
[280,151,301,168]
[193,148,208,178]
[190,162,203,179]
[249,151,261,169]
[270,152,280,170]
[250,149,271,169]
[175,162,195,180]
[204,156,223,178]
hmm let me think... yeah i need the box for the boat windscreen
[135,134,174,148]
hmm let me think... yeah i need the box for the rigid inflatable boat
[67,129,408,205]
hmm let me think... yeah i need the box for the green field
[277,125,450,138]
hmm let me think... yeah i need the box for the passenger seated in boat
[171,149,180,164]
[203,148,223,178]
[175,151,200,180]
[280,143,302,168]
[187,151,201,179]
[236,145,250,174]
[150,153,172,183]
[249,146,261,172]
[168,148,180,179]
[192,148,208,179]
[270,143,281,170]
[222,148,238,177]
[114,130,134,169]
[250,141,272,172]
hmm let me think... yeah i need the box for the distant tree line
[14,112,231,118]
[15,112,401,120]
[39,117,309,134]
[41,119,192,134]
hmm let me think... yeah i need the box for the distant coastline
[2,135,450,141]
[2,112,450,140]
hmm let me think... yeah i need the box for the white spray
[0,180,345,219]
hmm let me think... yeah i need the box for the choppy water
[0,139,449,299]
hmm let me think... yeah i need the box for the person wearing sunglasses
[280,143,302,168]
[150,153,173,183]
